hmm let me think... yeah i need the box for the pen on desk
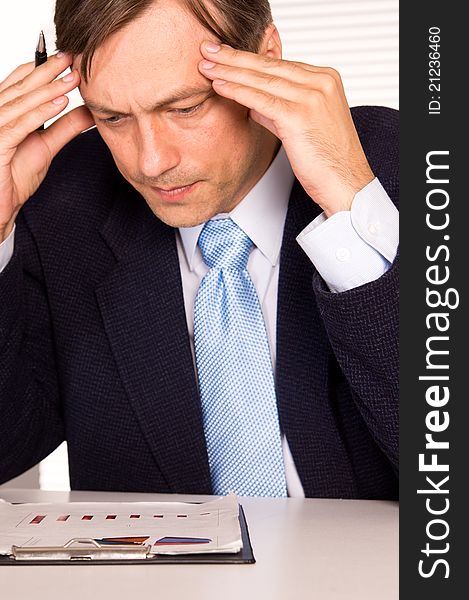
[35,31,47,130]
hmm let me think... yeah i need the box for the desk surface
[0,489,398,600]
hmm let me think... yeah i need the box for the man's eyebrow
[83,86,215,115]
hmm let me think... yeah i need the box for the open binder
[0,498,255,566]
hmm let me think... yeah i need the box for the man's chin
[158,213,209,229]
[142,199,213,229]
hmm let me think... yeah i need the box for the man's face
[76,0,277,227]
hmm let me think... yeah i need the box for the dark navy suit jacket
[0,106,399,498]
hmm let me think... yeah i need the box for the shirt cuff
[296,179,399,293]
[0,225,16,273]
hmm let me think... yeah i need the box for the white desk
[0,489,398,600]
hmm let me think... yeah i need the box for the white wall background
[0,0,398,491]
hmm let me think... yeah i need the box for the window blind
[270,0,398,108]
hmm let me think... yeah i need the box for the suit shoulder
[48,126,116,185]
[350,105,398,168]
[351,105,398,139]
[351,106,399,208]
[22,127,120,230]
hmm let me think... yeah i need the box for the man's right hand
[0,53,94,242]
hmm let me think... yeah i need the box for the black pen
[35,31,47,130]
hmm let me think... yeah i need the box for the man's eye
[172,103,203,116]
[101,115,124,125]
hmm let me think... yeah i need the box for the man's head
[54,0,282,227]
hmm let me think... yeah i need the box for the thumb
[41,105,95,159]
[249,109,278,137]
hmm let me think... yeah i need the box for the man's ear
[258,23,282,60]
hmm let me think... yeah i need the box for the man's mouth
[150,182,200,201]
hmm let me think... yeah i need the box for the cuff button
[368,222,381,235]
[336,247,351,262]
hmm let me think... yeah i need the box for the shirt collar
[179,145,295,270]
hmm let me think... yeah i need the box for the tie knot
[198,218,253,270]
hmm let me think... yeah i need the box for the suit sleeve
[0,213,64,484]
[312,258,399,469]
[310,106,399,470]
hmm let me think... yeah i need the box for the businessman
[0,0,399,498]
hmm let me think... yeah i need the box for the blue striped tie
[194,218,287,496]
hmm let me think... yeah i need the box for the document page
[0,494,242,555]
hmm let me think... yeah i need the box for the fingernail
[56,51,65,59]
[213,79,226,86]
[205,42,221,53]
[200,60,216,70]
[62,71,75,83]
[53,96,66,105]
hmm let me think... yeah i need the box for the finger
[210,79,289,123]
[0,70,80,128]
[201,42,324,76]
[200,61,309,102]
[203,62,346,104]
[41,105,95,158]
[0,62,35,94]
[200,42,344,91]
[0,96,73,150]
[0,53,73,105]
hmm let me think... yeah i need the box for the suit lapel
[95,179,211,494]
[276,181,357,497]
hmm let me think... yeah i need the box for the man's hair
[55,0,273,81]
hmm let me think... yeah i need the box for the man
[0,0,398,498]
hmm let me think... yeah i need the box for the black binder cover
[0,505,255,566]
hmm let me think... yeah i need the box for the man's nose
[137,118,180,179]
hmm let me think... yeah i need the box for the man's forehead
[77,47,211,114]
[74,1,216,113]
[73,0,210,70]
[74,0,216,103]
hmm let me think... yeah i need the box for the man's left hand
[200,42,375,217]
